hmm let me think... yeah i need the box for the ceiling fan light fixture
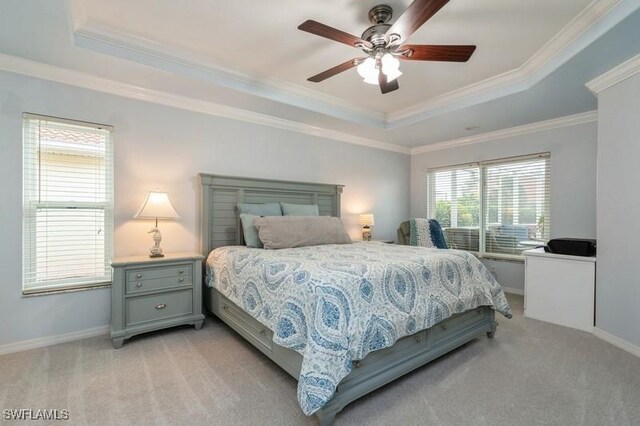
[363,72,380,85]
[357,57,379,84]
[381,53,402,82]
[383,67,402,82]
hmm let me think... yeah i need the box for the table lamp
[358,213,375,241]
[134,191,180,257]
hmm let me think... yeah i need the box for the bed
[199,174,512,425]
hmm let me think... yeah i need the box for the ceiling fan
[298,0,476,94]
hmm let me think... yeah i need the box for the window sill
[478,253,525,263]
[22,282,111,298]
[466,251,525,263]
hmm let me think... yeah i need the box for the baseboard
[501,286,524,296]
[0,325,110,356]
[593,327,640,358]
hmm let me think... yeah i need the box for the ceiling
[71,0,591,114]
[1,0,640,151]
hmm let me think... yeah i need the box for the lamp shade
[134,191,180,220]
[358,213,375,226]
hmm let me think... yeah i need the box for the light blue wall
[596,71,640,347]
[0,71,410,348]
[410,122,598,291]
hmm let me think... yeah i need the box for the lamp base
[148,226,164,258]
[362,226,372,241]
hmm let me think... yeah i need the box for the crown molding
[410,111,597,155]
[0,50,600,157]
[73,22,387,128]
[387,0,634,127]
[387,69,528,128]
[0,53,409,155]
[520,0,625,75]
[586,52,640,95]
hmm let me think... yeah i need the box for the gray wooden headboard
[199,174,344,255]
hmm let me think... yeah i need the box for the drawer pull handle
[259,329,265,335]
[179,277,185,283]
[179,269,184,274]
[415,335,422,342]
[155,304,167,310]
[136,282,142,288]
[353,360,362,368]
[441,324,448,330]
[222,305,229,310]
[136,273,142,278]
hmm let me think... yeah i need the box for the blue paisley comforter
[206,242,512,415]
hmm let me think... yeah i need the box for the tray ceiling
[1,0,638,152]
[70,0,592,114]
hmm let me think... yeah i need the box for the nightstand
[110,252,205,348]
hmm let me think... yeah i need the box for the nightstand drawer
[126,275,191,294]
[126,289,193,326]
[126,264,191,283]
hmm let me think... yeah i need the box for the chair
[397,220,410,245]
[396,219,447,248]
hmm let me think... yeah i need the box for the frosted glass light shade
[383,67,402,82]
[134,191,180,220]
[381,53,402,82]
[357,58,379,85]
[363,73,380,85]
[358,213,375,226]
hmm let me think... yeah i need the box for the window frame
[22,113,115,296]
[427,152,550,261]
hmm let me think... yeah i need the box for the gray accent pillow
[281,202,319,216]
[239,213,262,248]
[237,202,282,216]
[254,216,352,249]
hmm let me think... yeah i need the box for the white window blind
[427,165,480,251]
[22,114,114,294]
[427,153,550,258]
[483,155,550,256]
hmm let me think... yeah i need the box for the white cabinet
[523,248,596,332]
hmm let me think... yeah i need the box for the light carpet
[1,294,639,425]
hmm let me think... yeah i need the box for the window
[428,165,480,251]
[427,153,550,258]
[22,114,114,294]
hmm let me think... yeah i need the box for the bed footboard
[203,285,497,425]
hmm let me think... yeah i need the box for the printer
[544,238,596,257]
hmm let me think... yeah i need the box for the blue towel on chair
[409,218,448,249]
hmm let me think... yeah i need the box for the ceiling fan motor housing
[362,24,391,46]
[363,5,393,47]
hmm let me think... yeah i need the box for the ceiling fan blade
[308,58,363,83]
[398,45,476,62]
[386,0,449,44]
[298,20,372,49]
[379,72,399,94]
